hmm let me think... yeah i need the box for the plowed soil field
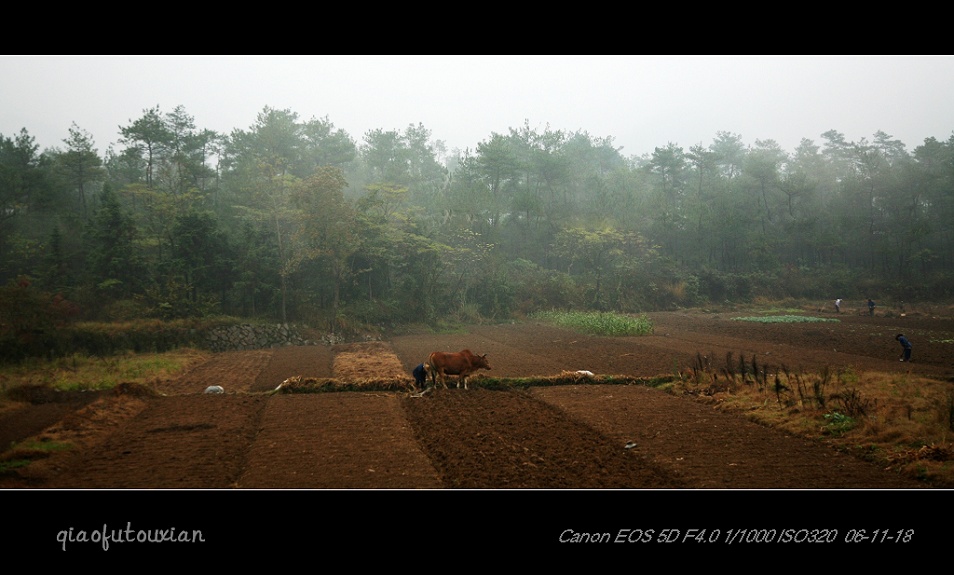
[3,311,953,491]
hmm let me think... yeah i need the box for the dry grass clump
[277,342,415,393]
[473,372,676,390]
[277,375,414,393]
[333,342,408,381]
[673,350,954,487]
[884,443,954,485]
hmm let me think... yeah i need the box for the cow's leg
[427,365,441,389]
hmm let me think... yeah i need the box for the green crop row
[530,310,654,336]
[731,315,840,324]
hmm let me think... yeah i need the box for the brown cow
[426,349,491,390]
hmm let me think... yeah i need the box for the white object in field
[276,375,302,391]
[204,385,225,394]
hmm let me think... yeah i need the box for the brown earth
[2,310,953,491]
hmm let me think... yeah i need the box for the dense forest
[2,105,953,334]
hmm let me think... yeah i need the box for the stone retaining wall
[206,324,320,352]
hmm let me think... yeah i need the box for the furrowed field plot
[1,310,951,489]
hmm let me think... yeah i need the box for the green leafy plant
[823,411,856,436]
[731,315,840,324]
[529,311,654,336]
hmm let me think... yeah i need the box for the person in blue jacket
[412,363,428,388]
[896,334,912,362]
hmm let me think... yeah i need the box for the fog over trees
[2,105,952,329]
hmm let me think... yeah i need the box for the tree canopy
[2,106,952,329]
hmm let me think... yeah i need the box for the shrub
[0,277,80,362]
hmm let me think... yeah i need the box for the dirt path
[2,311,951,490]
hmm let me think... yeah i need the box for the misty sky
[3,55,954,159]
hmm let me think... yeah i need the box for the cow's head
[475,353,491,370]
